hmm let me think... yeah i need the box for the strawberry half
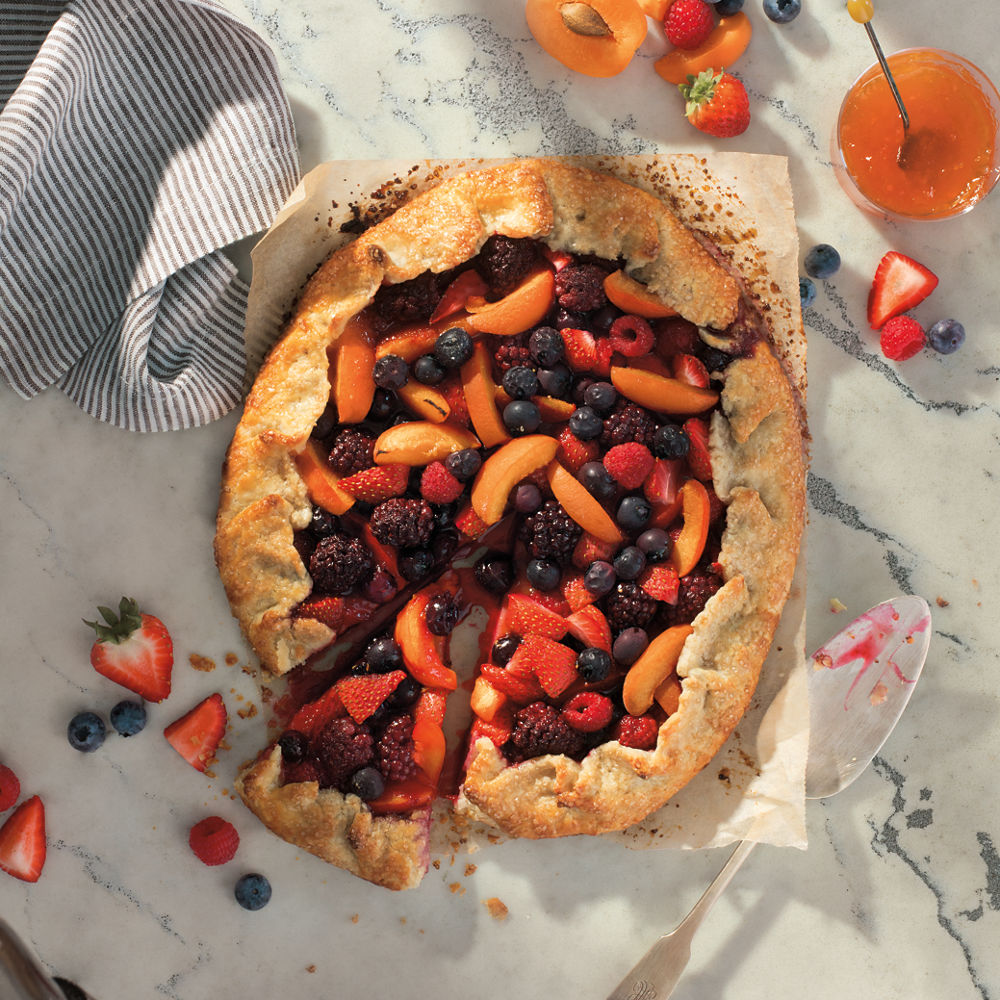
[510,635,578,699]
[336,670,407,724]
[867,251,939,330]
[505,594,568,640]
[0,795,46,882]
[85,597,173,703]
[0,764,20,812]
[164,693,227,772]
[683,418,713,481]
[565,604,612,653]
[339,463,409,503]
[293,595,378,633]
[287,684,346,735]
[639,564,680,604]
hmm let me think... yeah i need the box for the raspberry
[608,315,655,358]
[376,715,416,782]
[672,569,723,624]
[665,0,715,50]
[188,816,240,866]
[555,263,608,312]
[521,500,582,566]
[614,714,659,750]
[370,498,435,548]
[880,315,926,361]
[476,234,541,297]
[308,533,374,595]
[311,717,374,791]
[601,400,657,449]
[603,442,654,490]
[327,429,375,476]
[561,692,614,733]
[605,581,658,631]
[420,461,464,504]
[373,271,441,326]
[493,336,536,373]
[506,702,588,762]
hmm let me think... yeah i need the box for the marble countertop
[2,1,999,998]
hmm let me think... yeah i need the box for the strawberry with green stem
[679,69,750,138]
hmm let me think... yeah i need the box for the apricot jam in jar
[834,48,1000,220]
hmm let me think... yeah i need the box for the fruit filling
[279,234,756,807]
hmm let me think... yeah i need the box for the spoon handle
[604,838,758,1000]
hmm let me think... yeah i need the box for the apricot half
[295,439,354,515]
[471,434,560,525]
[396,381,451,423]
[621,623,693,717]
[604,270,678,319]
[373,421,480,466]
[653,13,753,86]
[610,364,718,415]
[670,478,711,577]
[526,0,647,78]
[395,593,458,690]
[331,314,376,423]
[461,341,511,448]
[466,268,556,337]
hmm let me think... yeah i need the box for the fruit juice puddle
[839,49,1000,217]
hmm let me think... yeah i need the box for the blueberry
[503,399,541,435]
[584,560,617,597]
[399,548,434,581]
[234,873,272,911]
[568,405,603,441]
[637,528,672,563]
[388,675,422,710]
[277,730,309,764]
[366,636,403,671]
[413,354,446,385]
[502,365,540,400]
[475,554,514,594]
[701,347,730,372]
[529,326,565,367]
[492,633,523,666]
[434,327,474,368]
[578,461,617,501]
[714,0,744,12]
[614,546,647,581]
[514,483,543,513]
[763,0,801,21]
[527,558,561,591]
[576,647,612,683]
[350,766,385,802]
[109,700,146,737]
[616,495,652,533]
[537,364,572,398]
[804,243,841,279]
[613,627,649,666]
[444,448,482,481]
[367,388,396,421]
[583,381,617,414]
[799,276,817,309]
[927,318,965,354]
[67,711,106,752]
[372,353,408,389]
[425,593,461,635]
[653,424,689,460]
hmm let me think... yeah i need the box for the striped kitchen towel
[0,0,300,431]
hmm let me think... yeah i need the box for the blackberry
[506,702,588,762]
[605,581,658,631]
[672,569,723,624]
[371,498,435,548]
[309,533,374,595]
[373,271,441,325]
[327,428,375,476]
[494,336,535,373]
[601,401,657,449]
[476,234,540,297]
[521,500,582,566]
[555,264,608,312]
[425,592,462,635]
[376,715,417,782]
[312,717,374,791]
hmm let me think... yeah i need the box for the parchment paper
[243,154,809,852]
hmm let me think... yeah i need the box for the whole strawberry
[679,69,750,138]
[665,0,715,50]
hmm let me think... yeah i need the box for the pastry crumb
[225,652,240,666]
[829,597,847,613]
[237,703,258,720]
[464,863,477,877]
[350,914,359,924]
[306,965,316,974]
[483,897,508,921]
[936,596,949,608]
[449,882,466,895]
[189,653,216,672]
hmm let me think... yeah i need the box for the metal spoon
[604,595,932,1000]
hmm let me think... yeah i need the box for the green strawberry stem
[83,596,143,645]
[679,68,722,117]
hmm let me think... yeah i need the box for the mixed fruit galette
[215,159,805,889]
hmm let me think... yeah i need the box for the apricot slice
[461,341,511,448]
[294,439,354,515]
[373,421,480,466]
[397,381,451,423]
[526,0,647,78]
[395,593,458,691]
[670,479,711,577]
[471,435,560,525]
[604,270,678,319]
[374,324,439,363]
[610,364,718,415]
[653,13,753,86]
[470,676,509,723]
[331,314,376,423]
[431,270,489,323]
[621,624,693,716]
[636,0,668,18]
[465,268,556,336]
[412,718,447,782]
[546,460,623,544]
[654,672,683,716]
[369,775,434,814]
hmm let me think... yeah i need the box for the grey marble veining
[2,1,999,998]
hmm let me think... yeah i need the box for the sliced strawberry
[164,693,227,772]
[513,635,579,699]
[593,336,615,376]
[479,661,545,704]
[639,564,680,603]
[85,597,173,703]
[505,593,568,640]
[542,247,574,272]
[0,764,20,812]
[294,595,378,633]
[683,418,713,481]
[339,463,409,503]
[455,501,489,539]
[560,327,598,371]
[336,670,407,724]
[867,251,938,329]
[0,795,46,882]
[565,604,612,653]
[672,353,710,388]
[562,572,597,613]
[644,457,684,507]
[440,377,471,427]
[414,687,449,727]
[287,684,347,735]
[430,269,489,322]
[557,425,599,473]
[420,460,464,504]
[572,532,619,570]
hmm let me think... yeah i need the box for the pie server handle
[0,919,74,1000]
[604,838,757,1000]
